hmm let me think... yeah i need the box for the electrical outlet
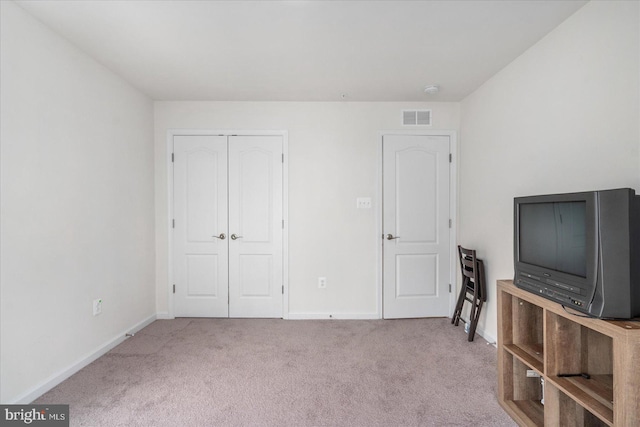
[318,277,327,289]
[356,197,372,209]
[93,299,102,316]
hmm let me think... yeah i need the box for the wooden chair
[451,245,487,342]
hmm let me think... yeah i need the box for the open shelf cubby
[497,280,640,426]
[544,380,610,427]
[546,311,613,425]
[501,351,544,427]
[500,291,544,374]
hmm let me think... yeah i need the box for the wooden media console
[497,280,640,426]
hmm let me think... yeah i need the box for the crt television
[514,188,640,319]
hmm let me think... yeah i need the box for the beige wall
[0,2,156,403]
[459,0,640,342]
[154,102,460,318]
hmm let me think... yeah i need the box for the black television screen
[519,201,587,278]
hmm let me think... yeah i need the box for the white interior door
[228,136,283,318]
[382,134,450,319]
[172,134,283,318]
[173,135,229,317]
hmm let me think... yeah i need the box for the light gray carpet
[35,318,515,426]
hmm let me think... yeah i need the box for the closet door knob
[213,233,226,240]
[386,234,400,240]
[230,234,243,240]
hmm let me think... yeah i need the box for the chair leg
[451,283,467,325]
[466,301,477,341]
[468,260,486,341]
[467,298,484,342]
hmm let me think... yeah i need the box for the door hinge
[449,219,452,228]
[282,285,284,295]
[449,153,452,163]
[172,219,175,228]
[282,153,284,163]
[449,284,452,293]
[173,284,176,294]
[282,219,284,229]
[172,153,174,163]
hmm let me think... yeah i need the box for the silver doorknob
[213,233,226,240]
[230,234,243,240]
[386,234,399,240]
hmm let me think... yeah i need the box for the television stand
[497,280,640,426]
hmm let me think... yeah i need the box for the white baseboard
[287,312,380,320]
[12,314,156,404]
[446,316,498,347]
[155,311,173,320]
[459,322,497,347]
[476,328,497,347]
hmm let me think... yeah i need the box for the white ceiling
[15,0,588,102]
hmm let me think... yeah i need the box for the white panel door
[173,135,229,317]
[228,136,283,318]
[383,135,450,318]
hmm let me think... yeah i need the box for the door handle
[230,234,243,240]
[213,233,226,240]
[385,234,400,240]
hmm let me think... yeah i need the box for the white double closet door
[173,135,283,318]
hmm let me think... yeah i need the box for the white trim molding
[11,314,156,404]
[377,130,458,319]
[287,312,379,320]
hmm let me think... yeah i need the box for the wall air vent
[402,110,432,126]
